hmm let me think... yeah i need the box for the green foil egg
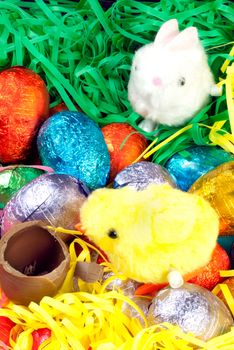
[0,166,45,209]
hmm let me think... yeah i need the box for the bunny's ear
[154,19,179,47]
[167,26,199,50]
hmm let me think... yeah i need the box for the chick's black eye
[108,229,118,239]
[178,77,186,86]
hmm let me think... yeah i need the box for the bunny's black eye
[134,65,138,71]
[107,229,118,239]
[178,77,186,86]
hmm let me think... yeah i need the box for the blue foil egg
[37,111,110,190]
[165,146,234,191]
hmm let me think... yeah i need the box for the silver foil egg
[147,283,233,341]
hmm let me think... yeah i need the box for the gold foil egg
[189,161,234,235]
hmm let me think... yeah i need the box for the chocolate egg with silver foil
[165,146,234,191]
[114,161,176,190]
[147,283,233,341]
[1,173,89,240]
[37,111,110,190]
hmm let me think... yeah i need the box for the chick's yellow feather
[80,184,219,284]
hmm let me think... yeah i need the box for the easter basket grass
[0,0,234,349]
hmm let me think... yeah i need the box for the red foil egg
[0,66,49,163]
[189,244,230,290]
[102,123,148,181]
[0,316,15,346]
[31,328,51,350]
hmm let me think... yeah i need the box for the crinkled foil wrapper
[37,111,110,190]
[165,146,234,191]
[114,161,176,190]
[1,173,89,237]
[147,283,233,341]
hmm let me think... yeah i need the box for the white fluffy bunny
[128,19,221,132]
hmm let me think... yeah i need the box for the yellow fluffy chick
[80,184,219,284]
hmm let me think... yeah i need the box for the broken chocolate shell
[0,221,70,305]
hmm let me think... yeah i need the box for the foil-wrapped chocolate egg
[165,146,234,191]
[0,66,49,163]
[147,283,233,341]
[189,161,234,236]
[188,244,230,290]
[0,166,47,209]
[1,173,89,239]
[102,123,148,182]
[37,111,110,190]
[114,161,176,190]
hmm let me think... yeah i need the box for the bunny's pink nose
[152,77,162,86]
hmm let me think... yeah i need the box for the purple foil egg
[1,173,89,237]
[113,161,176,190]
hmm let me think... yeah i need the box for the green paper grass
[0,0,233,164]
